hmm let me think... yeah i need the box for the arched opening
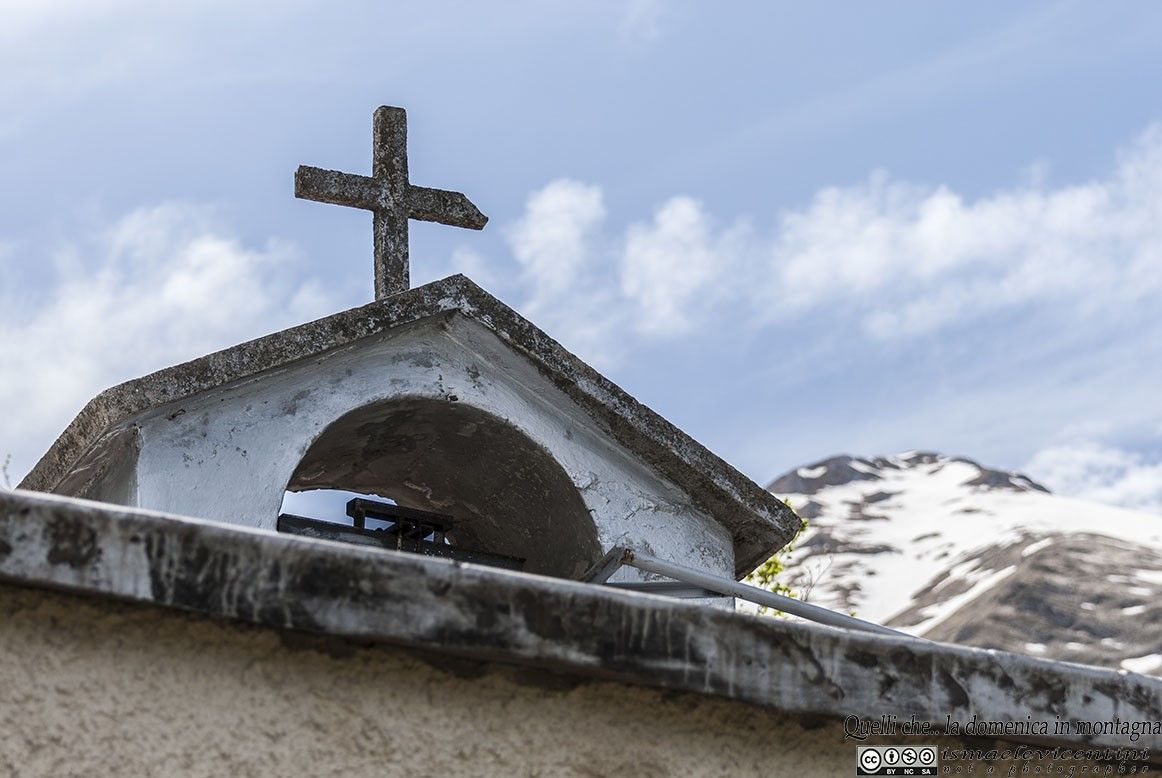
[281,396,601,579]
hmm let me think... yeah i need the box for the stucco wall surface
[0,582,845,777]
[0,583,1130,778]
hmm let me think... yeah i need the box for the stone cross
[295,106,488,299]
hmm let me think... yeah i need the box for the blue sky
[2,1,1162,512]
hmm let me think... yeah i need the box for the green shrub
[744,498,808,615]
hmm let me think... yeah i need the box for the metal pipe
[623,548,912,639]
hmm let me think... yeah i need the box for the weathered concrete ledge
[2,488,1160,751]
[18,275,795,576]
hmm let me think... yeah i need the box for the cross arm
[408,185,488,230]
[295,166,382,210]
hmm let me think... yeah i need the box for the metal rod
[607,582,727,599]
[620,548,912,639]
[580,546,632,584]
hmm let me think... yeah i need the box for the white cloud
[621,196,728,336]
[767,125,1162,338]
[504,183,751,352]
[0,203,331,481]
[493,125,1162,496]
[1026,441,1162,515]
[503,124,1162,352]
[507,179,606,314]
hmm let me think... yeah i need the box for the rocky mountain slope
[767,451,1162,674]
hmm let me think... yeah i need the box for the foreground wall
[0,582,838,777]
[1,493,1154,775]
[0,583,1134,777]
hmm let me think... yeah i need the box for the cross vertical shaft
[372,107,410,298]
[295,105,488,300]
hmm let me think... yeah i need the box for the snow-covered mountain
[767,451,1162,674]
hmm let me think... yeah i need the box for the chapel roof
[20,274,799,576]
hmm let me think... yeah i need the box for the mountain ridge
[766,451,1162,675]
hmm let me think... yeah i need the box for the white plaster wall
[122,316,733,579]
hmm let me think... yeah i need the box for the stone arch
[285,395,601,579]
